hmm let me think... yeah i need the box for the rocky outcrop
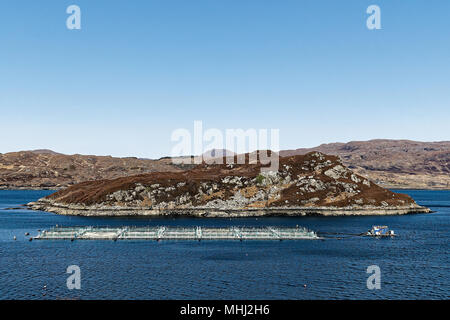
[28,152,430,217]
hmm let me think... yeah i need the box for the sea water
[0,189,448,299]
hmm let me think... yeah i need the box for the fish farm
[34,226,320,241]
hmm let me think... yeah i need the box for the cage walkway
[35,226,320,241]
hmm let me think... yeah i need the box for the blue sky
[1,0,449,158]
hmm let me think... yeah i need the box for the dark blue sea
[0,190,448,300]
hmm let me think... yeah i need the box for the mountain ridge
[0,150,181,190]
[2,139,450,190]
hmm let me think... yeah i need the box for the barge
[365,225,396,237]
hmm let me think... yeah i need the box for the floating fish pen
[35,226,320,241]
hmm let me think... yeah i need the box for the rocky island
[27,152,430,217]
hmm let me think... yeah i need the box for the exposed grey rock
[324,165,347,180]
[134,184,146,193]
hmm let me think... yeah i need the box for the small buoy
[43,285,47,290]
[25,232,30,236]
[303,284,307,288]
[29,238,33,242]
[13,236,17,240]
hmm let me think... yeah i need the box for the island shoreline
[27,199,431,218]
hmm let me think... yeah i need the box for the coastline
[27,198,431,217]
[0,187,60,191]
[4,186,450,191]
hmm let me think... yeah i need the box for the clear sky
[1,0,449,158]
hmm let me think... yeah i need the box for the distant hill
[202,149,235,159]
[2,140,450,190]
[281,139,450,189]
[0,151,181,189]
[28,149,62,155]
